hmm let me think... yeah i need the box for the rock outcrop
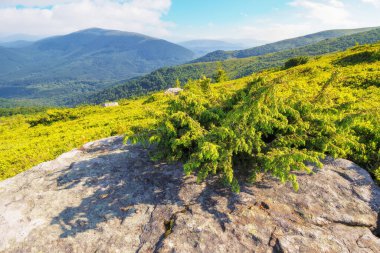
[0,136,379,252]
[164,87,183,95]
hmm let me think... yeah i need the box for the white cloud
[0,0,172,37]
[289,0,354,26]
[172,0,379,43]
[0,0,379,42]
[169,22,314,44]
[238,23,312,42]
[361,0,380,7]
[0,1,66,6]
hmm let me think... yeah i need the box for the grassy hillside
[81,28,380,105]
[0,42,379,186]
[192,27,378,63]
[0,98,165,180]
[0,28,194,105]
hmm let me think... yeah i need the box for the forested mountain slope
[80,28,380,105]
[0,28,194,105]
[0,40,34,48]
[192,26,378,63]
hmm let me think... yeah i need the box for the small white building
[164,87,183,95]
[102,102,119,107]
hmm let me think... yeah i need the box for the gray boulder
[164,88,183,95]
[0,136,379,252]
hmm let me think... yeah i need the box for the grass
[0,98,166,180]
[0,43,379,184]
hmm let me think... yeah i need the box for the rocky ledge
[0,136,379,252]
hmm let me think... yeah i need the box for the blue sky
[165,0,289,26]
[0,0,379,42]
[165,0,296,41]
[165,0,380,41]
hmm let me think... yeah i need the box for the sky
[0,0,379,43]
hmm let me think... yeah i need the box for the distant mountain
[179,40,245,57]
[79,28,380,105]
[0,40,34,48]
[0,33,43,43]
[193,27,379,63]
[0,28,194,104]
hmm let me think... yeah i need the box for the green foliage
[374,167,380,183]
[284,56,309,69]
[175,78,181,88]
[28,109,84,126]
[130,43,380,192]
[335,50,380,66]
[214,64,229,83]
[0,106,48,117]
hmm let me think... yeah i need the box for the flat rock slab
[0,136,379,253]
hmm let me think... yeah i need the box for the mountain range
[0,28,194,104]
[77,27,380,105]
[1,26,380,106]
[179,40,246,57]
[192,27,379,63]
